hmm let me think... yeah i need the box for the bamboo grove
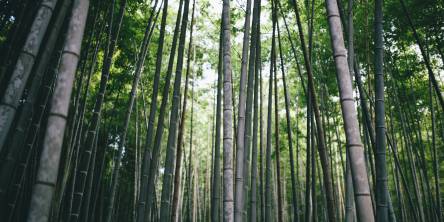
[0,0,443,221]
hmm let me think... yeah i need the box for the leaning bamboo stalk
[27,0,90,220]
[276,15,299,222]
[0,0,72,203]
[70,0,126,220]
[159,0,191,219]
[136,0,170,220]
[103,0,159,218]
[234,0,252,219]
[398,0,444,112]
[323,0,375,221]
[291,0,337,221]
[143,0,183,218]
[0,0,58,150]
[171,9,194,222]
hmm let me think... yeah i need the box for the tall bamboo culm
[27,0,90,220]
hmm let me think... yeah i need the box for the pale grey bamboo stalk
[345,0,356,221]
[0,0,58,150]
[222,0,234,220]
[27,0,90,221]
[345,157,356,222]
[323,0,375,221]
[234,0,252,220]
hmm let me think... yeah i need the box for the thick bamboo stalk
[0,0,71,207]
[323,0,375,220]
[27,0,90,220]
[221,0,234,220]
[0,0,58,150]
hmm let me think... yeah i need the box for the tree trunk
[276,14,299,222]
[323,0,375,221]
[26,0,89,220]
[241,0,261,220]
[265,8,276,220]
[271,3,283,219]
[259,44,265,222]
[234,0,252,219]
[374,0,388,220]
[143,0,185,219]
[292,0,337,221]
[80,129,99,222]
[136,0,171,220]
[305,90,312,222]
[273,45,283,222]
[211,9,224,222]
[0,0,58,150]
[69,0,126,220]
[429,78,441,222]
[159,0,192,219]
[221,0,234,220]
[171,2,195,220]
[187,80,195,222]
[249,9,260,219]
[0,0,71,207]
